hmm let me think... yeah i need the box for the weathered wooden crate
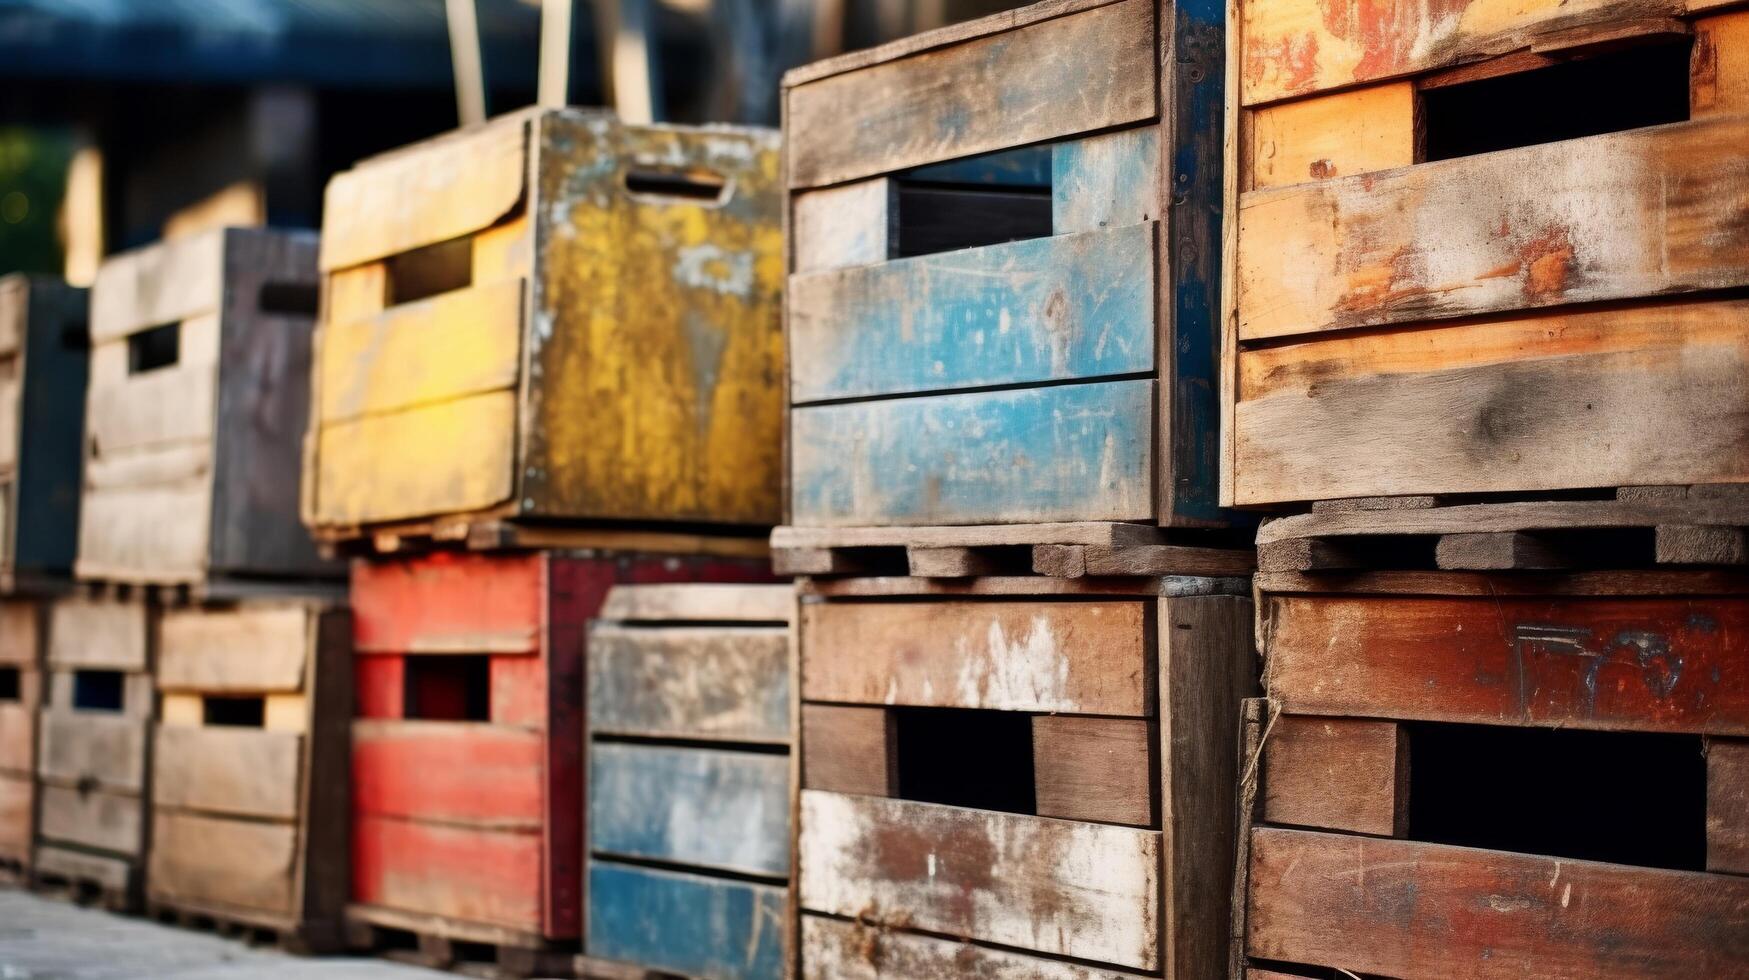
[581,584,795,980]
[1221,1,1749,507]
[1235,570,1749,978]
[795,575,1253,977]
[780,0,1227,535]
[347,551,770,974]
[148,600,351,951]
[0,275,87,592]
[0,599,43,879]
[306,109,784,551]
[33,594,154,908]
[78,226,332,589]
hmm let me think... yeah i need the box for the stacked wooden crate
[1223,2,1749,975]
[307,108,785,977]
[778,3,1260,977]
[580,584,795,980]
[0,274,86,887]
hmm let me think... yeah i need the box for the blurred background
[0,0,1026,281]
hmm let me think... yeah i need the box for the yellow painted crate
[306,109,784,548]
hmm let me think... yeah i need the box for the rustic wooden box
[0,275,87,590]
[0,599,43,877]
[781,0,1226,530]
[582,584,795,980]
[795,576,1252,977]
[1221,2,1749,507]
[79,227,331,587]
[148,600,351,949]
[306,109,784,546]
[346,551,770,968]
[1236,570,1749,978]
[33,595,154,906]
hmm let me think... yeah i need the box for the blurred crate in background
[0,275,86,592]
[0,599,43,882]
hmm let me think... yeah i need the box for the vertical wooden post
[445,0,488,126]
[538,0,575,108]
[593,0,663,124]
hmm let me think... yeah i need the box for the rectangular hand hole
[891,144,1054,259]
[893,706,1035,814]
[385,237,473,307]
[72,669,125,712]
[203,695,265,727]
[257,282,319,317]
[0,666,19,701]
[403,654,490,722]
[127,323,179,374]
[623,167,728,203]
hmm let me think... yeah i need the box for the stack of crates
[1223,1,1749,975]
[306,108,787,978]
[777,2,1259,977]
[0,274,86,888]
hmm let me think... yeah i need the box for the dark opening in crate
[257,281,320,316]
[622,165,729,203]
[890,145,1054,259]
[0,667,18,701]
[202,695,266,728]
[72,669,125,712]
[384,237,473,307]
[126,322,179,374]
[403,654,490,721]
[1406,722,1706,871]
[894,706,1037,814]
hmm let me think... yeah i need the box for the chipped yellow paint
[314,390,516,525]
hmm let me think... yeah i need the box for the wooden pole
[593,0,662,124]
[538,0,575,107]
[445,0,488,125]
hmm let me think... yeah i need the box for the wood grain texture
[1263,590,1749,734]
[1247,82,1416,190]
[586,862,787,980]
[588,625,790,742]
[800,704,896,797]
[149,811,296,915]
[802,599,1152,714]
[157,605,309,692]
[0,702,34,772]
[787,0,1155,188]
[1709,738,1749,873]
[589,743,790,877]
[351,551,542,654]
[1052,126,1160,234]
[788,224,1154,403]
[799,790,1161,969]
[1032,716,1155,826]
[351,813,545,933]
[351,720,544,829]
[800,915,1152,979]
[152,725,302,820]
[1262,716,1406,837]
[1237,116,1749,340]
[791,380,1155,526]
[312,390,516,526]
[1693,10,1749,117]
[791,179,890,274]
[1245,827,1749,977]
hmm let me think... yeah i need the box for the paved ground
[0,888,449,979]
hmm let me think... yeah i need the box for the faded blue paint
[589,742,789,876]
[1052,127,1160,234]
[587,861,787,980]
[790,379,1154,526]
[903,144,1052,187]
[789,223,1154,403]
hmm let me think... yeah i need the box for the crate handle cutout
[202,694,265,727]
[893,706,1038,815]
[1419,37,1691,162]
[383,237,474,308]
[0,666,18,701]
[622,166,731,206]
[71,669,125,713]
[402,654,490,722]
[887,143,1056,259]
[126,322,179,374]
[257,281,319,317]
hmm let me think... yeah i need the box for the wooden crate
[581,584,796,980]
[347,551,771,966]
[78,226,333,588]
[0,275,87,591]
[1221,1,1749,507]
[305,109,784,548]
[33,594,154,907]
[0,599,43,878]
[1236,570,1749,978]
[148,600,350,950]
[795,575,1253,977]
[780,0,1227,532]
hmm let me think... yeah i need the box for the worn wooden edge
[344,902,570,953]
[1217,0,1243,510]
[317,517,772,561]
[597,583,794,624]
[797,575,1253,599]
[1256,497,1749,546]
[773,522,1167,550]
[1254,568,1749,597]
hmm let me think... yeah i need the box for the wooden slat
[1052,127,1160,234]
[800,790,1161,969]
[351,813,544,933]
[586,862,786,980]
[39,709,147,791]
[1233,299,1749,504]
[597,584,793,624]
[83,444,209,492]
[1709,738,1749,873]
[38,783,142,855]
[791,380,1155,526]
[801,915,1151,979]
[800,704,896,797]
[149,811,296,915]
[1237,116,1749,340]
[0,703,33,772]
[1262,716,1406,837]
[318,279,523,424]
[1693,10,1749,117]
[1245,827,1749,977]
[773,521,1165,551]
[588,743,789,876]
[1263,591,1749,734]
[588,626,790,742]
[1032,715,1155,826]
[0,771,29,859]
[786,0,1155,188]
[0,600,38,665]
[351,720,544,829]
[352,552,543,654]
[85,365,216,454]
[152,725,302,820]
[1656,525,1749,565]
[788,224,1154,403]
[791,179,890,274]
[312,389,515,526]
[90,229,224,341]
[158,605,309,692]
[76,482,211,583]
[1246,82,1417,190]
[319,112,528,271]
[802,599,1152,714]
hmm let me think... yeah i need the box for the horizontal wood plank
[1052,126,1160,234]
[149,810,296,915]
[0,703,33,772]
[351,552,542,654]
[312,390,516,527]
[1262,716,1406,837]
[588,626,790,742]
[1709,738,1749,873]
[791,179,890,274]
[789,224,1154,403]
[598,583,793,624]
[803,599,1152,714]
[39,709,147,791]
[34,844,134,889]
[352,720,544,829]
[1032,715,1155,826]
[38,783,142,855]
[0,771,32,858]
[90,229,224,340]
[800,790,1161,969]
[589,743,789,876]
[158,605,310,692]
[586,861,787,980]
[351,812,545,934]
[791,380,1155,526]
[0,600,39,665]
[801,914,1152,978]
[800,704,896,797]
[1246,82,1417,191]
[75,481,211,583]
[152,725,302,820]
[85,363,216,453]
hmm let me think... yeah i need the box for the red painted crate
[345,550,769,962]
